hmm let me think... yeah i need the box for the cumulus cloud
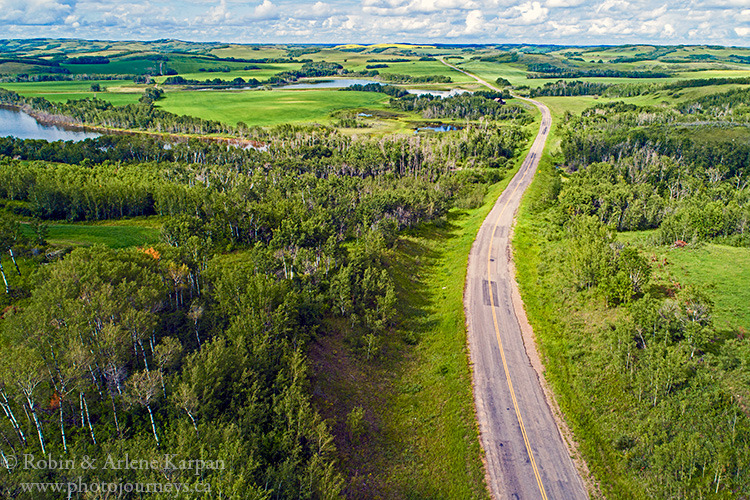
[511,1,548,24]
[253,0,277,19]
[0,0,74,25]
[295,1,337,19]
[206,0,230,23]
[0,0,749,46]
[465,9,483,33]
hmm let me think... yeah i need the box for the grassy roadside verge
[513,154,637,499]
[310,132,537,498]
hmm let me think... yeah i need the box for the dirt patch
[308,319,399,499]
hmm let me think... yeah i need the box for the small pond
[0,106,100,142]
[414,124,462,133]
[407,88,471,98]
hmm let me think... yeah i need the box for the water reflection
[0,106,100,142]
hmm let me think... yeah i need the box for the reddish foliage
[49,392,61,411]
[1,305,17,320]
[141,247,161,260]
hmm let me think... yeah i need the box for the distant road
[441,59,589,500]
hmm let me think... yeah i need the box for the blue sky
[1,0,749,46]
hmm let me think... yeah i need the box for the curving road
[443,60,589,500]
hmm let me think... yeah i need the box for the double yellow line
[486,144,549,500]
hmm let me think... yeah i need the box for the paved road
[443,60,589,500]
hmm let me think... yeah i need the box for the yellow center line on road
[486,148,549,500]
[441,55,551,498]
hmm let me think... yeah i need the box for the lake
[0,106,101,142]
[275,78,380,90]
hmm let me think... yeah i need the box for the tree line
[390,93,526,122]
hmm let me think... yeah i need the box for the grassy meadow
[156,88,392,127]
[1,80,144,105]
[20,218,161,249]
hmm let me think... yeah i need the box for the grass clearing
[21,219,161,249]
[654,244,750,333]
[1,80,143,105]
[157,88,391,126]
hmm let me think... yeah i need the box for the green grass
[210,46,290,59]
[157,89,391,126]
[655,244,750,333]
[457,61,531,87]
[21,219,161,249]
[155,63,303,83]
[456,60,750,89]
[1,80,143,105]
[372,60,476,83]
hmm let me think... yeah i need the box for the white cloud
[587,16,633,35]
[511,1,548,24]
[253,0,277,19]
[548,20,582,35]
[206,0,230,23]
[0,0,74,25]
[0,0,748,46]
[645,4,667,18]
[465,9,483,33]
[545,0,585,7]
[596,0,629,14]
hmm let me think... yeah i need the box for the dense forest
[526,64,671,79]
[515,93,750,499]
[559,98,750,244]
[0,112,528,498]
[390,93,524,121]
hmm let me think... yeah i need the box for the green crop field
[157,88,391,126]
[209,45,290,59]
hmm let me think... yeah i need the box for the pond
[415,124,462,133]
[0,106,101,142]
[275,78,381,90]
[407,88,471,98]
